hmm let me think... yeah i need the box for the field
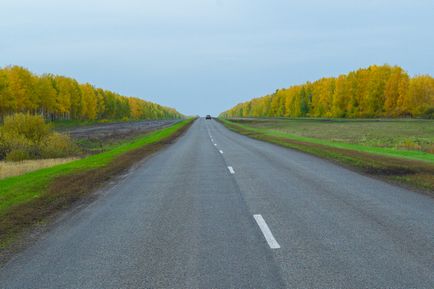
[226,118,434,162]
[221,118,434,192]
[235,118,434,153]
[0,119,193,248]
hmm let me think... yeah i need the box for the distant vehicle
[205,115,212,120]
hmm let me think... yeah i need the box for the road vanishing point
[0,118,433,288]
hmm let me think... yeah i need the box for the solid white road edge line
[253,214,281,249]
[219,150,223,154]
[227,166,235,174]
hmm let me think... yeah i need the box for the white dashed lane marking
[253,214,280,249]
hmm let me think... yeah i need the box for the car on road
[205,115,212,119]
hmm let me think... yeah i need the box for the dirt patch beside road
[59,120,181,153]
[60,119,180,140]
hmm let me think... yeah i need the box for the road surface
[1,118,433,288]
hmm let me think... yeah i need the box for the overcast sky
[1,0,433,115]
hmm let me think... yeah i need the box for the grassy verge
[0,118,194,248]
[219,118,434,193]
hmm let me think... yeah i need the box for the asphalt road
[1,118,433,288]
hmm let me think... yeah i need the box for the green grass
[223,119,434,163]
[0,119,192,217]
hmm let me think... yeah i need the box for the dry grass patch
[0,158,79,180]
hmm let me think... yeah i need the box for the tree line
[0,66,183,121]
[220,65,434,118]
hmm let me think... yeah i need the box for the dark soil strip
[0,120,194,257]
[220,119,434,194]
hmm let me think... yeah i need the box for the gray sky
[1,0,433,116]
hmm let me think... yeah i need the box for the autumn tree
[408,75,434,117]
[0,66,182,121]
[220,64,434,119]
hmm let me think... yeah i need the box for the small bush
[422,107,434,119]
[2,113,50,144]
[0,130,35,159]
[0,113,80,161]
[40,133,79,158]
[5,149,30,161]
[397,139,422,151]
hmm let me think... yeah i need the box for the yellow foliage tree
[0,66,182,121]
[220,65,433,119]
